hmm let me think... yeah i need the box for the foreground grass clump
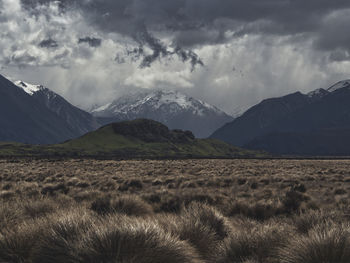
[79,216,200,263]
[278,222,350,263]
[2,158,350,262]
[1,197,350,262]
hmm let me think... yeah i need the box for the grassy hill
[0,119,264,158]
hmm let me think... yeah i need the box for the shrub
[292,183,307,193]
[90,196,112,215]
[282,190,306,213]
[224,201,283,221]
[0,220,43,263]
[21,198,66,219]
[174,203,233,260]
[79,215,201,263]
[41,183,69,195]
[127,179,143,189]
[292,210,341,234]
[334,188,347,195]
[31,210,94,263]
[91,195,153,216]
[278,222,350,263]
[219,222,291,263]
[158,196,183,213]
[110,195,154,216]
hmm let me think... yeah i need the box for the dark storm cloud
[39,38,58,49]
[130,29,204,70]
[78,37,102,48]
[20,0,350,59]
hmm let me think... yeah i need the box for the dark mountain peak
[0,74,100,144]
[111,119,195,143]
[211,79,350,156]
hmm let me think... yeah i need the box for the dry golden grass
[1,158,350,262]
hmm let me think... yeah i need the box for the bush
[22,199,57,219]
[0,220,43,263]
[224,201,283,221]
[90,195,153,216]
[79,215,201,263]
[174,203,233,261]
[282,190,306,213]
[278,222,350,263]
[31,210,94,263]
[292,210,341,234]
[110,195,154,216]
[219,222,291,263]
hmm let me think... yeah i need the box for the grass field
[1,158,350,262]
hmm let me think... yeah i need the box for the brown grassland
[1,158,350,262]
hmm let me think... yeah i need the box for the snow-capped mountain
[211,79,350,155]
[0,74,77,144]
[91,90,234,138]
[14,80,99,137]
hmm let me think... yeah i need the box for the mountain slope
[211,80,350,156]
[211,92,312,146]
[15,80,99,136]
[91,90,233,138]
[0,119,262,158]
[0,75,78,144]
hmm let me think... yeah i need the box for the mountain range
[211,80,350,156]
[0,74,233,144]
[91,90,233,138]
[3,72,350,156]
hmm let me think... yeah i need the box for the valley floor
[1,159,350,262]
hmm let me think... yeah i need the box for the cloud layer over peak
[0,0,350,112]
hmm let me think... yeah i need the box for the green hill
[0,119,264,158]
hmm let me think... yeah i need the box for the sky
[1,0,350,114]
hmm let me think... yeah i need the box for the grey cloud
[11,53,37,65]
[53,49,70,60]
[329,50,350,62]
[39,38,58,48]
[2,0,348,115]
[78,37,102,47]
[20,0,350,55]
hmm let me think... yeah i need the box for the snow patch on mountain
[92,90,227,117]
[307,88,329,98]
[327,80,350,92]
[14,81,43,95]
[93,103,112,112]
[306,79,350,99]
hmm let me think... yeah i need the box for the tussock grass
[278,222,350,263]
[1,158,350,262]
[219,222,292,263]
[0,220,44,262]
[79,215,201,263]
[173,203,233,260]
[90,195,154,216]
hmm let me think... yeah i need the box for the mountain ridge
[0,74,100,144]
[211,79,350,156]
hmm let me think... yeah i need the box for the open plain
[1,159,350,262]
